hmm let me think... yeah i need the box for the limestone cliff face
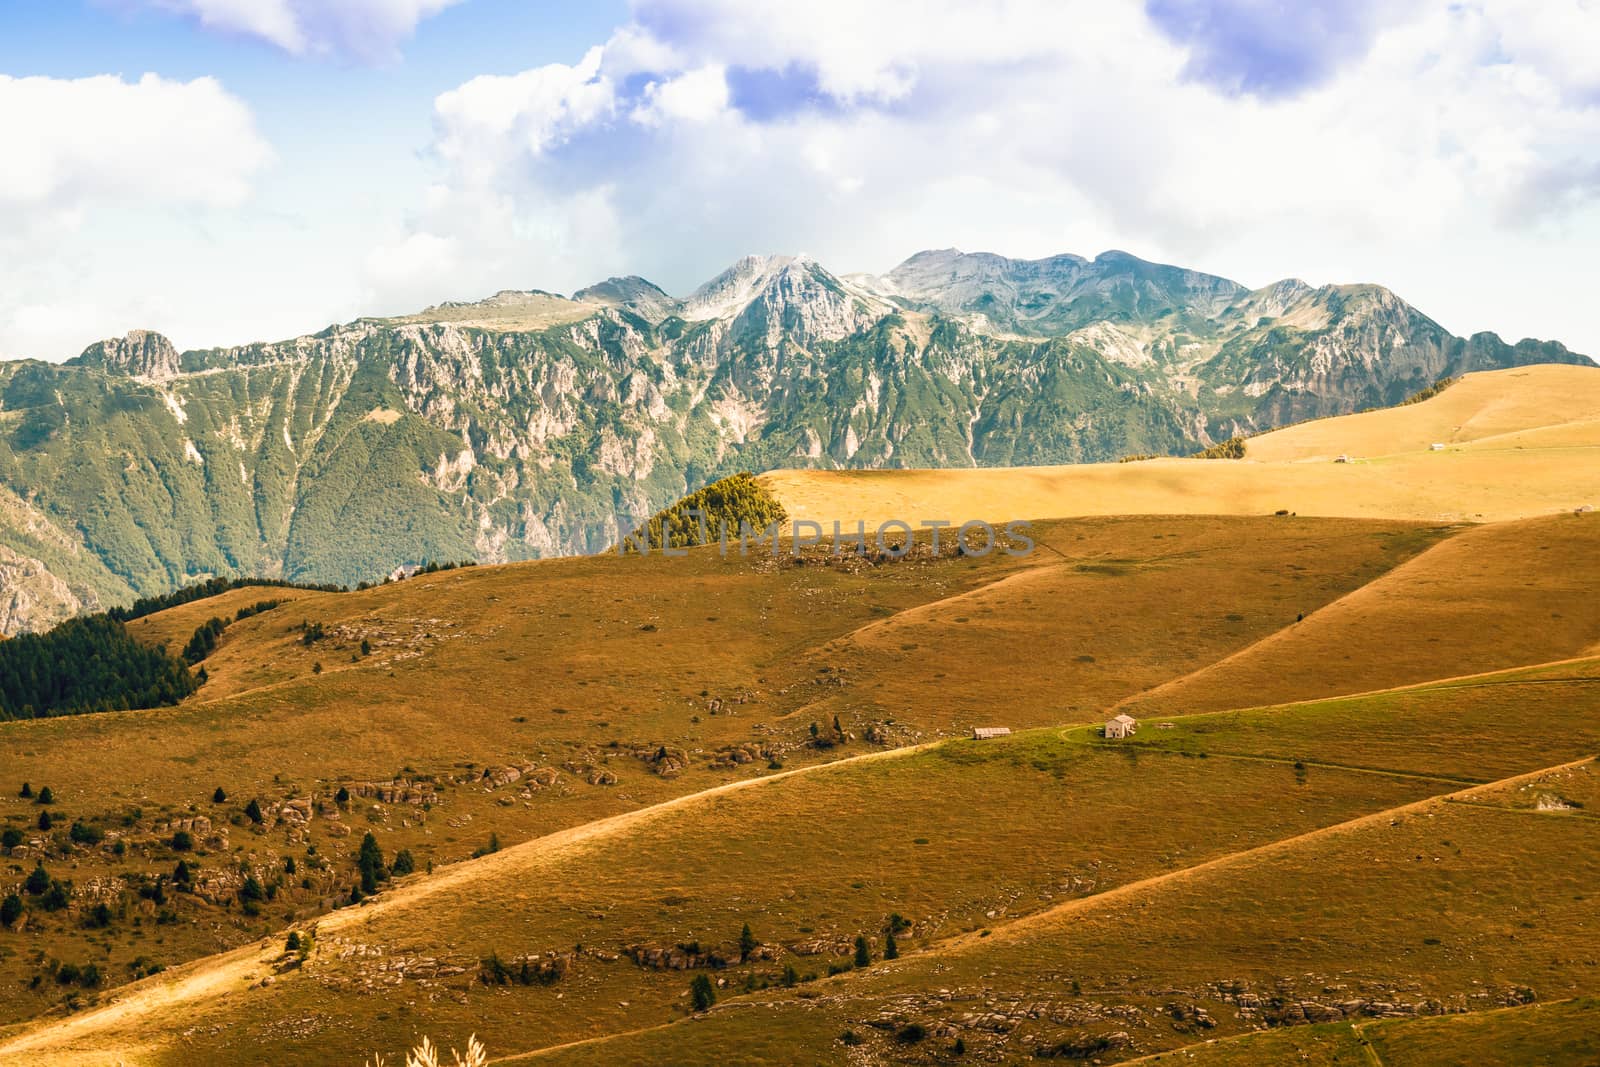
[74,330,183,381]
[0,248,1587,634]
[0,544,83,635]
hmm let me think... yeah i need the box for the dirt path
[0,740,942,1064]
[494,755,1596,1063]
[1117,639,1600,716]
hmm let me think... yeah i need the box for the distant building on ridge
[1104,713,1138,739]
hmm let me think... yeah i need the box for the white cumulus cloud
[0,73,273,362]
[0,73,270,228]
[363,0,1600,359]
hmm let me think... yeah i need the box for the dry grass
[0,728,1447,1064]
[1114,655,1600,783]
[1114,998,1600,1067]
[513,662,1600,1065]
[761,366,1600,529]
[1125,513,1600,715]
[1245,364,1600,462]
[8,650,1597,1065]
[5,515,1426,1034]
[791,515,1449,733]
[124,586,327,659]
[535,758,1599,1065]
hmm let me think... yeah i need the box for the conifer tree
[690,973,716,1011]
[739,922,756,963]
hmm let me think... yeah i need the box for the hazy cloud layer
[138,0,462,59]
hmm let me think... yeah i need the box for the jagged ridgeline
[0,249,1587,635]
[623,473,788,550]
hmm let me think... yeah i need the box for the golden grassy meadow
[0,365,1597,1065]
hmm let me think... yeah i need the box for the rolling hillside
[1,374,1598,1064]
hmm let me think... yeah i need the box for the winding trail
[0,741,942,1064]
[492,754,1596,1063]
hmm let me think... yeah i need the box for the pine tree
[334,786,350,806]
[36,786,53,805]
[37,810,52,831]
[244,798,263,824]
[18,782,31,798]
[689,973,716,1011]
[884,930,899,960]
[739,922,756,963]
[24,864,50,895]
[854,934,871,968]
[1,893,22,927]
[391,849,415,876]
[212,786,226,803]
[357,832,386,893]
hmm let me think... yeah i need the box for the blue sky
[1,0,1598,362]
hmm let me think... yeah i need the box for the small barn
[1104,713,1138,739]
[972,727,1012,741]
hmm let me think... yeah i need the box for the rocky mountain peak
[73,330,182,381]
[572,276,677,321]
[681,254,821,322]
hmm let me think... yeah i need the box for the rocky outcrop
[0,544,81,634]
[73,330,182,381]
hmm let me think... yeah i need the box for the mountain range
[0,248,1588,634]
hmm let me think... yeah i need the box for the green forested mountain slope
[0,249,1586,633]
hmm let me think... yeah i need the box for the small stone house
[1104,713,1138,739]
[972,727,1012,740]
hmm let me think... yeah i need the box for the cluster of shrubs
[1191,436,1246,460]
[622,472,788,552]
[1400,375,1458,406]
[182,600,284,665]
[681,917,908,1013]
